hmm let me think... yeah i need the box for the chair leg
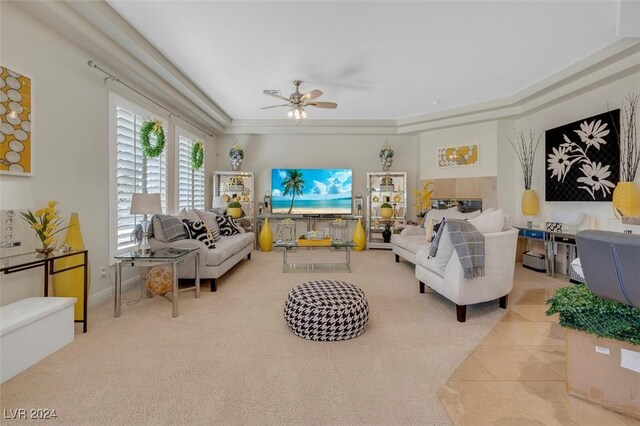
[210,278,217,292]
[419,281,425,294]
[456,304,467,322]
[247,253,252,260]
[499,295,508,309]
[395,254,400,263]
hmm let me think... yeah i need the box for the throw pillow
[177,208,201,222]
[215,215,242,236]
[194,209,221,242]
[434,224,455,270]
[182,219,215,248]
[152,214,186,242]
[425,217,445,242]
[468,208,504,234]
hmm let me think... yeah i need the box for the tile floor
[437,267,640,425]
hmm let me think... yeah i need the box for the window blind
[177,134,205,210]
[115,106,167,253]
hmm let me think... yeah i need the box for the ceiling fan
[262,80,337,119]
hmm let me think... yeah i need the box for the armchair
[415,227,518,322]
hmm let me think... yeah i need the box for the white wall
[215,133,419,217]
[0,3,217,306]
[514,71,640,232]
[418,121,498,180]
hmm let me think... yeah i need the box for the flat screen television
[271,168,352,215]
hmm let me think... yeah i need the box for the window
[177,131,205,211]
[112,96,167,255]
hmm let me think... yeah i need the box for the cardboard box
[566,330,640,419]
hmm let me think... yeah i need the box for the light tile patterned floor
[437,266,640,425]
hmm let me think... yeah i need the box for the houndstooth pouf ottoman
[284,280,369,341]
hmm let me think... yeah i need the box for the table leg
[172,261,178,318]
[195,253,200,299]
[43,260,49,297]
[83,251,88,333]
[114,261,122,317]
[346,247,351,272]
[283,247,287,273]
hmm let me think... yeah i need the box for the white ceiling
[106,1,621,121]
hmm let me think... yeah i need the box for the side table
[114,247,199,318]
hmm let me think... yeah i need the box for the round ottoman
[284,280,369,341]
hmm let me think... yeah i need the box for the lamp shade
[0,179,34,211]
[130,193,162,215]
[211,196,227,210]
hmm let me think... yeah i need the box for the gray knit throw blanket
[429,219,485,279]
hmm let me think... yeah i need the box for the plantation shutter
[115,106,167,253]
[177,135,205,210]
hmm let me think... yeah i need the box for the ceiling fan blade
[263,90,291,102]
[261,104,290,110]
[306,101,338,109]
[300,89,323,102]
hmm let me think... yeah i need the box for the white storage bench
[1,297,76,383]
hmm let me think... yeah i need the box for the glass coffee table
[274,240,356,273]
[114,247,199,318]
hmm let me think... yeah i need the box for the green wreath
[191,141,204,170]
[140,120,166,158]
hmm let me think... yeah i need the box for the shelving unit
[366,171,407,249]
[212,171,255,233]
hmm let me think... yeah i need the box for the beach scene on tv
[271,168,353,214]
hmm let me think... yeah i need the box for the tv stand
[256,214,363,244]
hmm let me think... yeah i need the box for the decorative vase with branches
[508,129,542,227]
[612,93,640,221]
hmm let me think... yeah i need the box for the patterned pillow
[194,209,221,242]
[182,219,215,248]
[215,215,242,236]
[152,214,186,242]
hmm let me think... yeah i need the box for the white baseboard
[88,276,140,306]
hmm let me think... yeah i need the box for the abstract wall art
[545,110,620,201]
[437,144,479,168]
[0,66,32,176]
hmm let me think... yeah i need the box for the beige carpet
[0,249,506,425]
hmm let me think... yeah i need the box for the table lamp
[211,196,227,215]
[130,193,162,256]
[0,179,34,248]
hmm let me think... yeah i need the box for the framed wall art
[437,144,479,168]
[545,110,619,202]
[0,66,32,176]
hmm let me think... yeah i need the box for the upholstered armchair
[414,210,518,322]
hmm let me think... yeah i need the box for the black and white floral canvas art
[545,110,620,201]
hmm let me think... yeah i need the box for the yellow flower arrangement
[414,181,434,218]
[20,200,69,253]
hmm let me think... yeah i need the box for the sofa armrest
[400,226,425,237]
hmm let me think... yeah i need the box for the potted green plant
[227,201,243,219]
[380,202,393,219]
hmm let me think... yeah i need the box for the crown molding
[396,38,640,134]
[12,1,639,136]
[226,119,398,135]
[12,0,229,134]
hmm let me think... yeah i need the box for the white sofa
[147,209,254,292]
[414,209,517,322]
[391,207,482,264]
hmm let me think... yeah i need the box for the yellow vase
[612,181,640,218]
[227,207,242,219]
[521,189,540,216]
[259,218,273,252]
[380,207,393,219]
[53,213,90,321]
[353,218,366,252]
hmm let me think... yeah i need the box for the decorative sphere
[146,266,173,295]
